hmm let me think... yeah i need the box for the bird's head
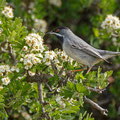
[46,27,70,43]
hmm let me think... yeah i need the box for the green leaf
[93,28,99,37]
[67,81,75,91]
[76,83,87,93]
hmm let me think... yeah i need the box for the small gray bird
[46,27,120,73]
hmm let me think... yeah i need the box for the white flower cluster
[0,65,20,87]
[101,15,120,30]
[56,95,66,108]
[0,65,11,76]
[49,0,62,7]
[2,6,13,18]
[43,50,56,65]
[0,65,20,76]
[25,33,44,52]
[1,77,10,85]
[11,66,20,73]
[34,19,47,32]
[22,53,41,70]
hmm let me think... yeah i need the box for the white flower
[23,46,28,51]
[2,6,13,18]
[59,102,66,108]
[24,61,33,70]
[43,51,56,65]
[28,71,35,76]
[56,95,61,103]
[61,51,68,61]
[101,15,120,30]
[43,58,51,65]
[57,50,69,61]
[0,65,11,74]
[56,95,66,108]
[4,65,11,72]
[11,66,20,72]
[11,66,15,71]
[32,57,41,64]
[18,76,23,80]
[20,58,24,62]
[36,53,43,58]
[0,86,3,90]
[16,68,20,73]
[34,19,47,32]
[49,0,62,7]
[22,112,32,120]
[33,44,40,51]
[45,51,56,60]
[0,21,2,25]
[2,77,10,85]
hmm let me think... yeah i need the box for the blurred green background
[5,0,120,119]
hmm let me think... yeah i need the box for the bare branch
[37,77,44,112]
[26,73,52,83]
[58,67,64,76]
[84,96,108,116]
[85,86,106,94]
[0,41,7,55]
[50,60,58,75]
[8,43,17,65]
[0,41,7,48]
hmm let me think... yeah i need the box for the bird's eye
[55,29,59,33]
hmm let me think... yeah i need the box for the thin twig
[58,67,64,76]
[84,96,108,116]
[0,41,7,48]
[50,60,58,75]
[45,83,52,92]
[8,43,17,65]
[85,86,106,94]
[37,77,45,113]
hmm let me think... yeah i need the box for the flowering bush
[0,0,120,120]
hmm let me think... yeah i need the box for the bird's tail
[98,50,120,60]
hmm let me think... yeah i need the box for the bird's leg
[86,67,92,74]
[71,69,85,72]
[71,66,87,72]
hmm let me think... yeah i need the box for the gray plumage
[46,27,120,73]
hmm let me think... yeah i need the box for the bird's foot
[86,67,92,74]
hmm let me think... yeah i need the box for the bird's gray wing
[70,39,109,63]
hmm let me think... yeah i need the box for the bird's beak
[46,31,63,37]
